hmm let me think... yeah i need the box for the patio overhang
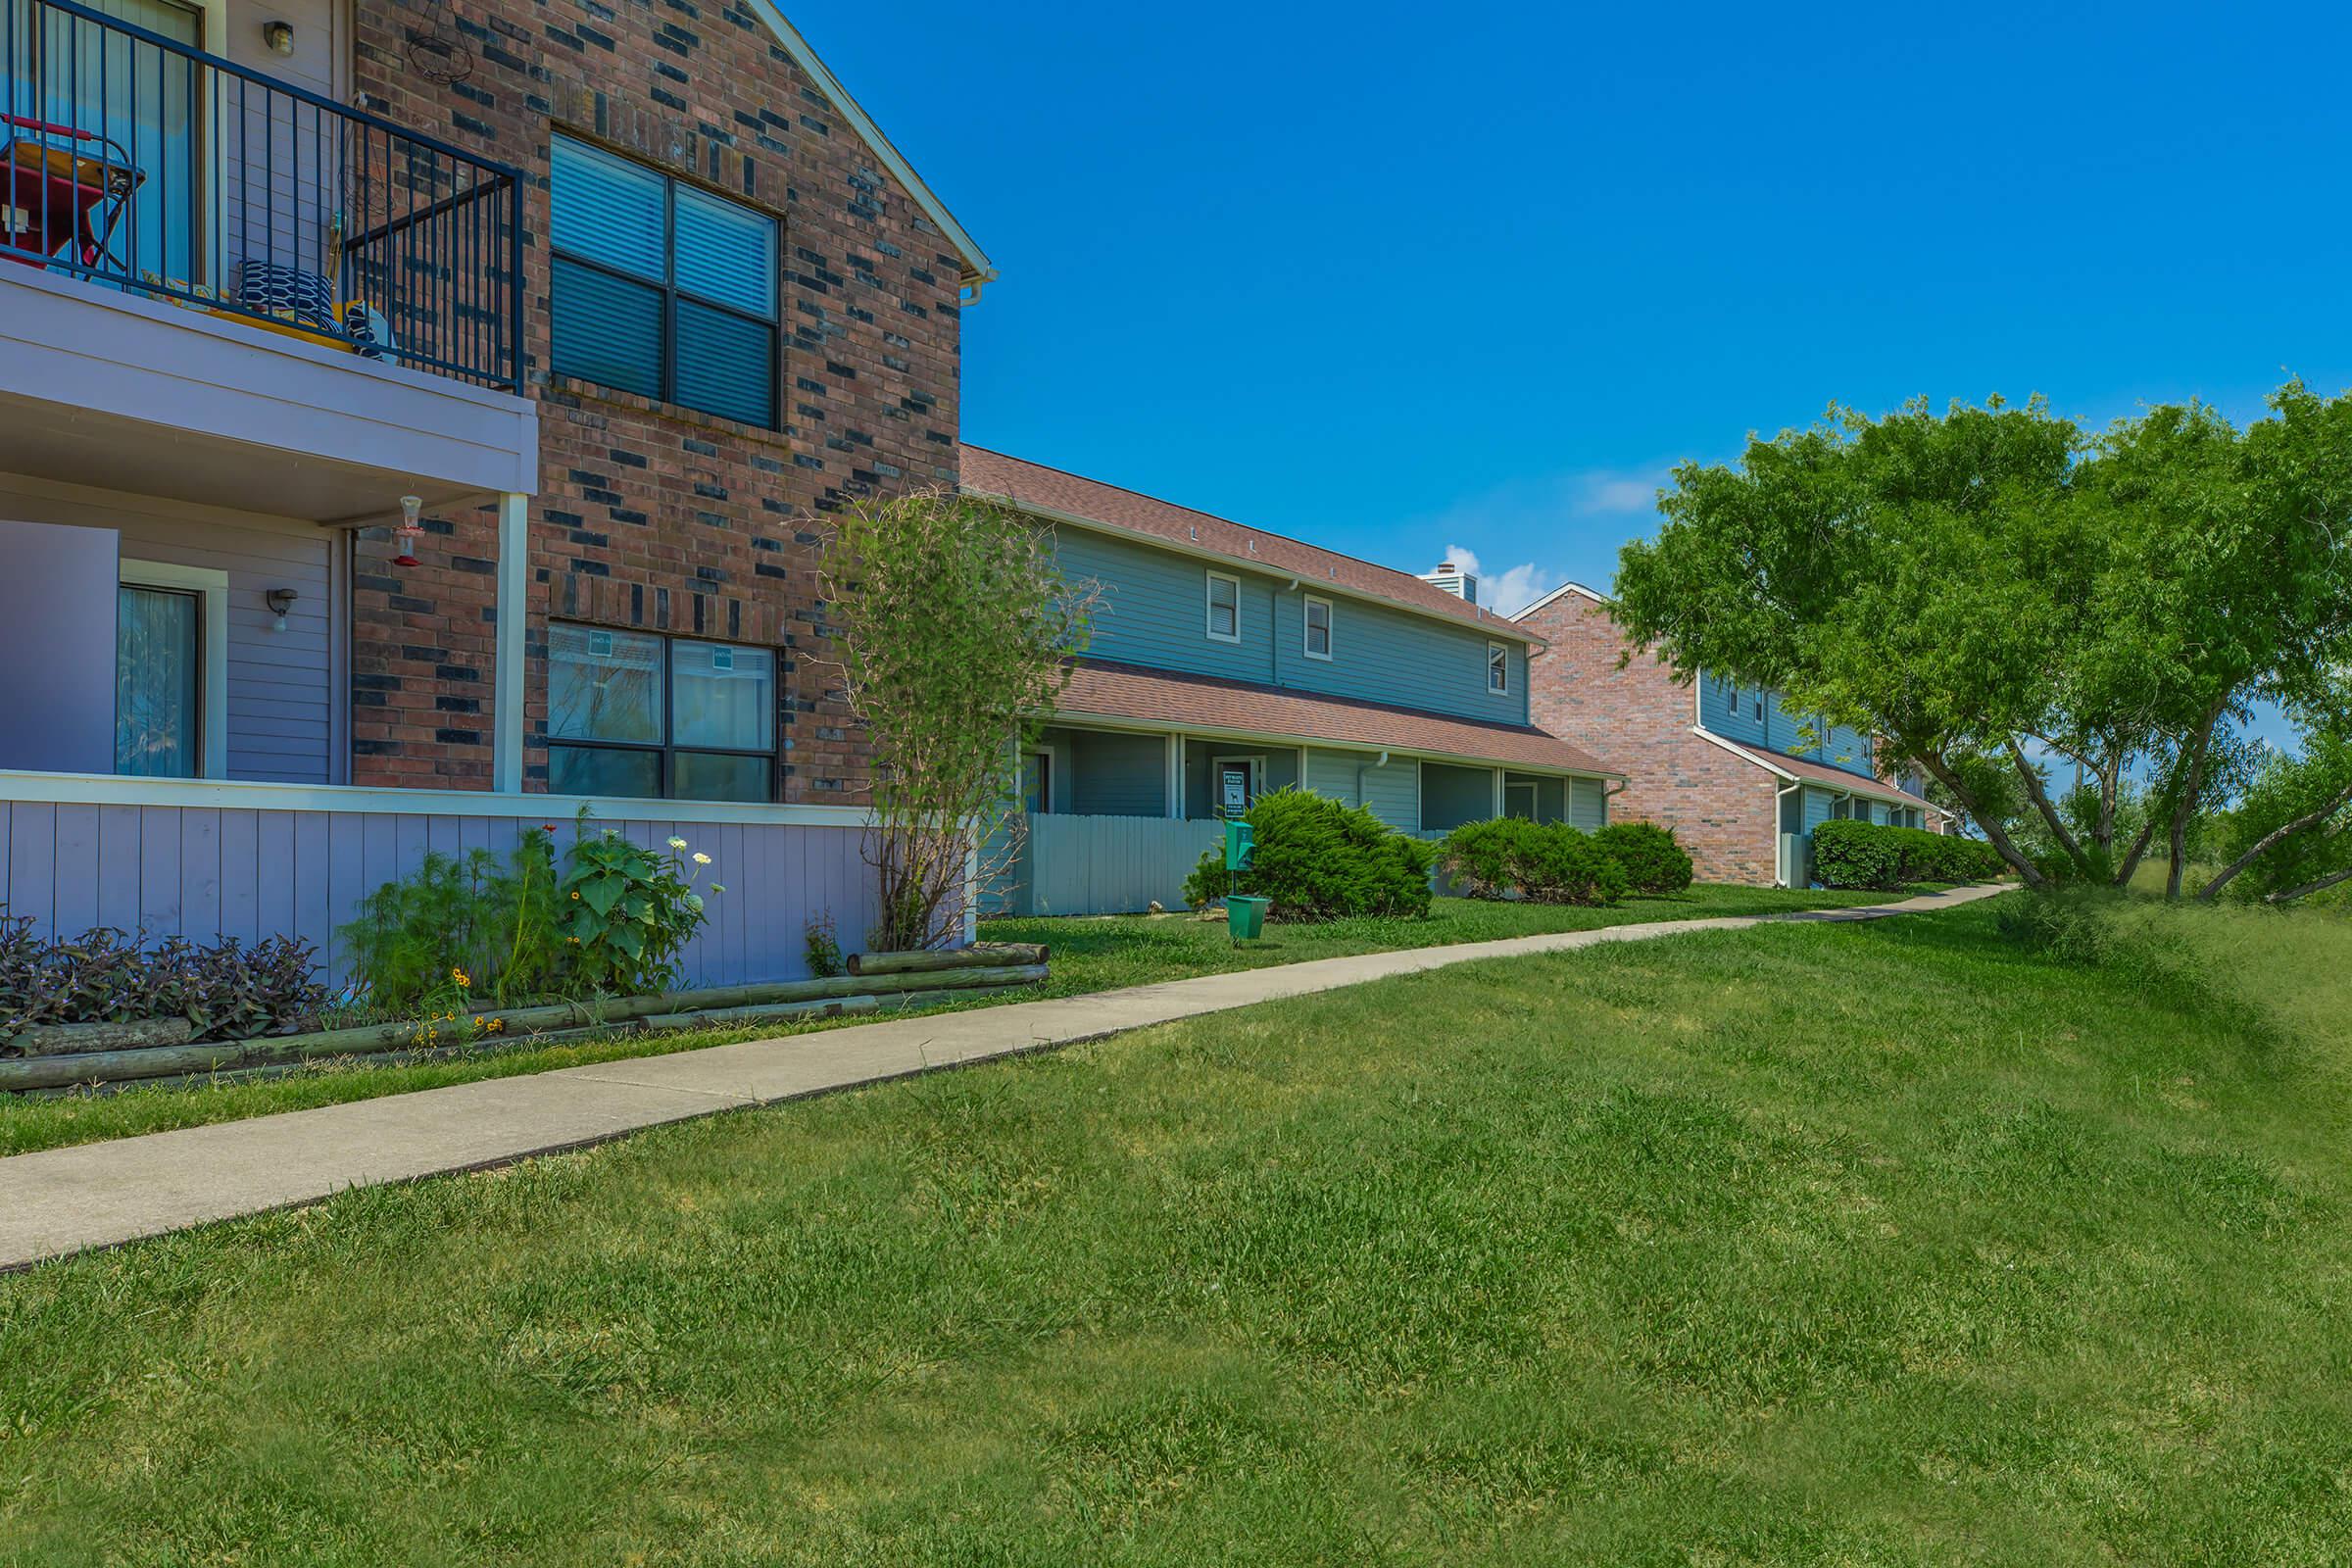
[0,265,537,525]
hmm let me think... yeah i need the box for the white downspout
[1775,777,1802,887]
[1356,749,1388,809]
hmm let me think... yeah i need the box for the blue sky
[802,2,2347,741]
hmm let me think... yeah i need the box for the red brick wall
[1523,591,1782,886]
[346,0,963,800]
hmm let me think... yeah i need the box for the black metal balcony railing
[2,0,521,391]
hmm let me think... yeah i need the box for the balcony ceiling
[0,268,536,525]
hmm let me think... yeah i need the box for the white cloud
[1434,543,1561,618]
[1408,467,1670,617]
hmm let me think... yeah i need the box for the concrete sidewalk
[0,883,2011,1270]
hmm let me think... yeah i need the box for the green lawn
[5,893,2348,1563]
[0,884,1909,1157]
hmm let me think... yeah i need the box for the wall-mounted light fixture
[394,495,423,567]
[264,587,298,632]
[263,19,295,55]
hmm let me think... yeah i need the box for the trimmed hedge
[1812,819,2007,890]
[1439,818,1633,906]
[1593,821,1695,895]
[1184,788,1437,921]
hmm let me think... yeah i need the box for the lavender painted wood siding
[113,513,336,784]
[0,803,874,988]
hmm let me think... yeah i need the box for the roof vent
[1419,563,1478,605]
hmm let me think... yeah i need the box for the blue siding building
[966,449,1621,911]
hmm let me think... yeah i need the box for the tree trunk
[849,942,1048,975]
[2165,697,2230,899]
[2006,737,2086,873]
[1919,750,2049,891]
[2197,779,2352,902]
[2268,862,2352,904]
[0,966,1053,1091]
[3,1015,194,1059]
[2094,751,2122,854]
[2111,816,2159,889]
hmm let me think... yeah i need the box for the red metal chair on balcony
[0,113,141,273]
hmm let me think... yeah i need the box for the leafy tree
[1612,382,2352,896]
[819,487,1100,951]
[2202,711,2352,904]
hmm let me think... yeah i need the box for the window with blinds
[548,136,779,428]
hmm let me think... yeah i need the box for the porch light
[393,495,424,568]
[264,588,298,632]
[263,20,295,55]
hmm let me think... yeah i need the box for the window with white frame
[1488,641,1508,695]
[1205,570,1241,643]
[1302,595,1332,660]
[1726,681,1740,716]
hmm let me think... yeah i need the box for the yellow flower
[692,852,711,866]
[571,891,581,900]
[451,968,470,988]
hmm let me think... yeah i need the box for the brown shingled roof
[1056,661,1619,777]
[962,446,1536,641]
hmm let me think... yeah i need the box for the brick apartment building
[1516,582,1944,887]
[0,0,988,979]
[347,0,986,804]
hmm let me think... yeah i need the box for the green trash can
[1226,894,1270,942]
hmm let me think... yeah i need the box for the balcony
[0,0,533,521]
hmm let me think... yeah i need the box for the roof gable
[1511,580,1609,621]
[961,446,1541,644]
[741,3,994,287]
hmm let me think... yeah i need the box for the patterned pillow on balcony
[338,301,395,362]
[233,260,338,333]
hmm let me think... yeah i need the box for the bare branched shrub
[817,487,1100,950]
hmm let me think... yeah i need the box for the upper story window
[1488,641,1509,695]
[1205,570,1242,643]
[547,622,777,802]
[1726,681,1740,716]
[549,136,779,429]
[1302,595,1332,660]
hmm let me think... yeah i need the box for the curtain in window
[115,582,197,776]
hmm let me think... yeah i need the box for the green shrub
[342,815,721,1009]
[1813,820,2006,889]
[804,912,846,978]
[1440,818,1629,906]
[1593,821,1694,894]
[1184,789,1435,921]
[557,829,718,996]
[339,830,564,1011]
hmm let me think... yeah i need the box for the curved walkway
[0,883,2010,1270]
